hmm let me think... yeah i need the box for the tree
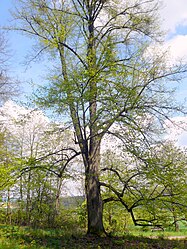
[0,101,78,226]
[0,33,19,104]
[101,142,187,231]
[0,131,16,190]
[12,0,187,235]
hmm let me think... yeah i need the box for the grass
[126,225,187,238]
[0,225,187,249]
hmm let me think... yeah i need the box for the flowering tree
[0,101,79,225]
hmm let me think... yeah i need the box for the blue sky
[1,0,187,145]
[0,0,47,99]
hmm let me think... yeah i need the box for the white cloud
[161,0,187,33]
[164,35,187,63]
[144,35,187,67]
[157,1,187,63]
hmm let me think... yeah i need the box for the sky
[0,0,187,146]
[0,0,47,98]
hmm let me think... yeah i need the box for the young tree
[12,0,187,235]
[0,131,16,190]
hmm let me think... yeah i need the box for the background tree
[0,32,19,104]
[101,141,187,231]
[0,101,79,227]
[12,0,187,235]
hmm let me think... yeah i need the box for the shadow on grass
[0,225,187,249]
[66,235,187,249]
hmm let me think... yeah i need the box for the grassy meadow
[0,224,187,249]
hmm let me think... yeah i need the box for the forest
[0,0,187,248]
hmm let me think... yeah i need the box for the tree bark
[85,139,105,235]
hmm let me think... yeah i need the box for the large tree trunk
[86,171,104,235]
[85,139,105,235]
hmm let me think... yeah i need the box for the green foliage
[0,132,18,190]
[103,201,131,235]
[77,201,87,229]
[101,143,187,229]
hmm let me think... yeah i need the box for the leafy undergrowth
[0,225,187,249]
